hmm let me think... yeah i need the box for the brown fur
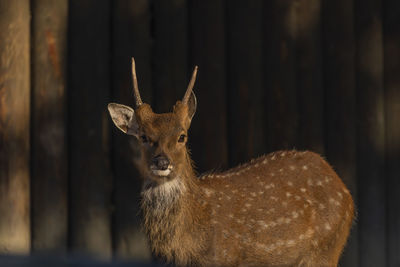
[107,69,354,267]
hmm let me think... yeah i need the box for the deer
[107,58,355,267]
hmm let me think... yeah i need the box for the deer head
[108,58,198,182]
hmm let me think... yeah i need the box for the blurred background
[0,0,399,266]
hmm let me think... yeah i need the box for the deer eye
[141,135,148,143]
[178,134,186,143]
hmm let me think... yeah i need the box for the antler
[182,66,198,104]
[131,57,143,107]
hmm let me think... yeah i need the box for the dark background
[0,0,399,266]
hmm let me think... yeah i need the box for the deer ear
[188,91,197,121]
[107,103,139,137]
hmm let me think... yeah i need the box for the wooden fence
[0,0,399,266]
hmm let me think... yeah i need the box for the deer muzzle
[150,155,172,177]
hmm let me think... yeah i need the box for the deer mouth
[150,165,173,177]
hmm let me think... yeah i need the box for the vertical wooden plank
[226,0,264,167]
[152,0,188,114]
[384,0,400,266]
[264,0,298,151]
[31,0,68,253]
[68,0,112,258]
[296,0,324,154]
[355,0,386,265]
[0,0,30,254]
[188,0,228,172]
[111,0,152,260]
[321,0,358,266]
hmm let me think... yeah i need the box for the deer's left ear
[107,103,139,137]
[188,91,197,121]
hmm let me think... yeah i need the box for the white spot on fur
[287,240,295,246]
[203,188,214,197]
[325,223,332,230]
[306,227,315,237]
[288,181,293,186]
[302,165,308,170]
[281,152,286,157]
[289,165,295,170]
[286,192,292,197]
[307,179,313,186]
[263,159,268,164]
[337,192,343,199]
[300,188,306,193]
[268,208,275,213]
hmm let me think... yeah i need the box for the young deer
[108,58,354,267]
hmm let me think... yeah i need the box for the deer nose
[152,155,170,170]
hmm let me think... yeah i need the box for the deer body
[108,59,354,267]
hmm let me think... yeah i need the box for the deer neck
[140,155,205,265]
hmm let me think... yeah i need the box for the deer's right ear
[107,103,139,137]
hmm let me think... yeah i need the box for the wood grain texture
[321,0,358,266]
[68,0,112,258]
[264,0,298,151]
[152,0,188,114]
[188,0,229,173]
[355,0,386,265]
[296,0,324,154]
[0,0,31,254]
[111,0,152,260]
[384,0,400,266]
[226,0,265,167]
[31,0,68,253]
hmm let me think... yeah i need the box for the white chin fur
[151,169,171,177]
